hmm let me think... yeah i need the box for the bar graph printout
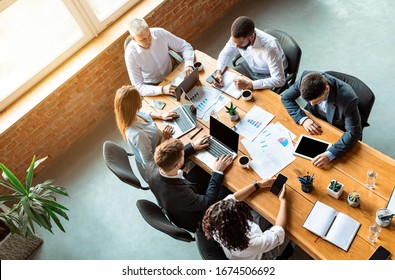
[235,105,274,140]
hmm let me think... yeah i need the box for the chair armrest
[168,50,183,64]
[232,53,243,67]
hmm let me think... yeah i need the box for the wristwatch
[253,181,260,190]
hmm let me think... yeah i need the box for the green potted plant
[326,179,344,199]
[347,191,360,207]
[225,102,239,121]
[0,156,69,259]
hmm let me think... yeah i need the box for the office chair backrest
[136,199,195,242]
[264,29,302,87]
[103,141,149,190]
[124,36,131,50]
[195,227,228,260]
[325,71,375,128]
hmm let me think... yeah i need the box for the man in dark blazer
[146,136,233,232]
[281,71,362,168]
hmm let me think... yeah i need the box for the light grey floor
[30,0,394,260]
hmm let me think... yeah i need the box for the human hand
[312,153,330,168]
[213,154,233,172]
[278,184,286,202]
[302,118,323,135]
[162,84,177,96]
[192,135,210,150]
[212,70,223,88]
[160,111,179,121]
[183,66,194,77]
[257,178,275,189]
[234,76,252,90]
[162,125,174,140]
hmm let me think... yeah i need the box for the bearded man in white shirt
[125,18,195,97]
[212,16,288,91]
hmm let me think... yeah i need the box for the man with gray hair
[125,18,195,97]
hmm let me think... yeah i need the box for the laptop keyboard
[205,138,234,158]
[172,106,194,133]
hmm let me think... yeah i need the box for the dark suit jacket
[281,70,362,158]
[145,143,224,232]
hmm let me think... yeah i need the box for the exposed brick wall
[0,0,239,193]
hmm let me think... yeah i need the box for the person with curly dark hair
[202,178,289,260]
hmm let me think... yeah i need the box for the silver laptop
[163,104,196,139]
[195,116,239,169]
[174,67,199,101]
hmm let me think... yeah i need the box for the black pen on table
[189,127,203,139]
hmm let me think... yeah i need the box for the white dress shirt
[213,195,286,260]
[125,110,162,166]
[216,28,287,89]
[125,28,194,96]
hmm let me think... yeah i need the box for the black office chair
[102,141,149,190]
[195,227,228,260]
[136,199,195,242]
[324,71,375,128]
[124,35,183,65]
[232,29,302,94]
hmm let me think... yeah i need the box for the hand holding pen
[211,70,223,88]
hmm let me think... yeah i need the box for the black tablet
[293,135,332,160]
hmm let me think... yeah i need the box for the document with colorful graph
[235,105,274,140]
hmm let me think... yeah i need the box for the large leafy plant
[0,156,69,237]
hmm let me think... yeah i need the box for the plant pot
[347,193,360,207]
[0,232,43,260]
[326,180,344,199]
[229,111,239,121]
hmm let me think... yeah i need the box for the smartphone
[149,100,166,110]
[369,245,391,260]
[270,174,288,195]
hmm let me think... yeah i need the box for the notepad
[303,201,361,251]
[207,70,242,99]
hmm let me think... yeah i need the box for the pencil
[211,74,220,84]
[189,127,203,139]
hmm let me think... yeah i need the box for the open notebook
[303,201,361,251]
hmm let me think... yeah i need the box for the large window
[0,0,138,111]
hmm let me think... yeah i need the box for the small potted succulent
[347,191,360,207]
[326,179,344,199]
[225,102,239,121]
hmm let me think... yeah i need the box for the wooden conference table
[142,50,395,260]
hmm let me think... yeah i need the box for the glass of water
[366,169,378,190]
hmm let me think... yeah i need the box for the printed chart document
[235,105,274,141]
[211,71,242,99]
[303,201,361,251]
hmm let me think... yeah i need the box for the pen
[189,127,203,139]
[211,74,220,84]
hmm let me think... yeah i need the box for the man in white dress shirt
[125,18,195,97]
[212,16,287,91]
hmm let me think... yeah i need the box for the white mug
[193,61,204,72]
[238,155,250,169]
[242,90,252,101]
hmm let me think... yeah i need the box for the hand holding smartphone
[270,174,288,195]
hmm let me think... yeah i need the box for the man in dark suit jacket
[146,136,233,232]
[281,71,362,168]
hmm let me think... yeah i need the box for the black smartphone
[270,174,288,195]
[369,245,391,260]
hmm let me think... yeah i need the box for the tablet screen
[294,135,332,160]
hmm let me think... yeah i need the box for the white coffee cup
[194,61,204,72]
[242,90,252,101]
[238,155,250,169]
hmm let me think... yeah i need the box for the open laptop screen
[210,116,239,153]
[175,67,199,100]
